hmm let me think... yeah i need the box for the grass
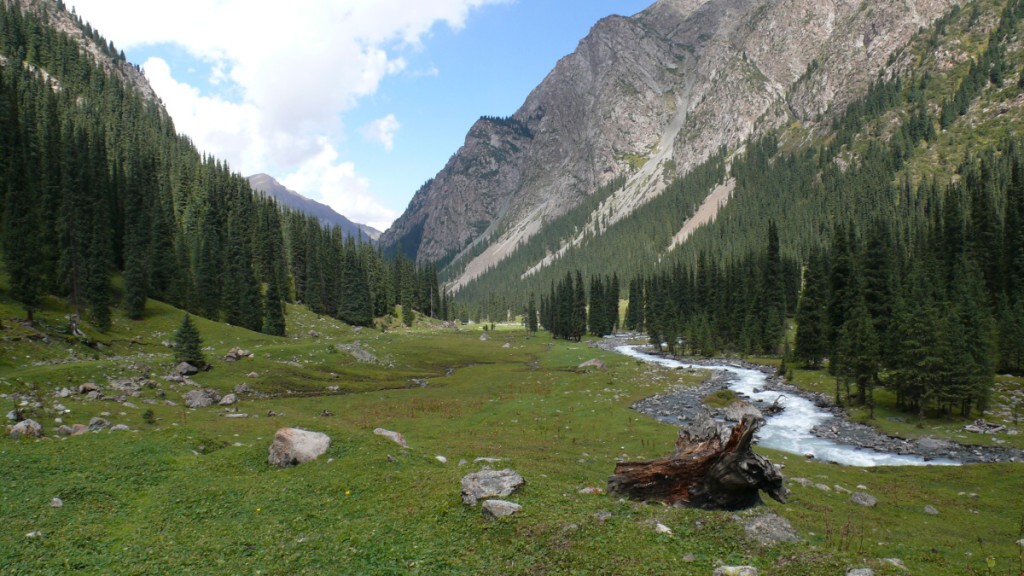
[2,294,1024,574]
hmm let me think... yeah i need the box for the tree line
[0,2,446,335]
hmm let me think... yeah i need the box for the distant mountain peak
[247,174,381,241]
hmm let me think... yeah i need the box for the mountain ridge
[381,0,956,291]
[247,173,381,242]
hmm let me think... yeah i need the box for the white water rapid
[617,345,959,467]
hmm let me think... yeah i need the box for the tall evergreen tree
[173,313,205,368]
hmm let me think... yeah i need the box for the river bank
[594,336,1024,465]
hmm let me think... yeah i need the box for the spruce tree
[795,250,830,368]
[262,277,286,336]
[173,313,205,368]
[526,292,538,334]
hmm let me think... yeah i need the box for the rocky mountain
[6,0,158,103]
[381,0,956,289]
[247,174,381,242]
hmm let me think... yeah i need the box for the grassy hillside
[2,286,1023,575]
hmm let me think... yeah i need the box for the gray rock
[5,410,18,422]
[850,492,878,507]
[234,383,252,394]
[70,424,88,436]
[79,382,99,394]
[846,569,874,576]
[55,425,73,436]
[742,512,799,546]
[88,417,110,432]
[9,419,43,439]
[481,499,522,519]
[923,505,939,516]
[479,332,490,341]
[461,469,526,505]
[175,362,199,376]
[109,424,130,432]
[373,427,408,448]
[50,497,63,508]
[722,400,763,423]
[218,393,237,406]
[712,567,758,576]
[594,511,613,523]
[267,428,331,467]
[183,389,222,409]
[578,358,606,370]
[224,413,249,419]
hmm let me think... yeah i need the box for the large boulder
[461,469,525,506]
[268,428,331,467]
[183,389,222,409]
[87,417,110,432]
[9,419,43,439]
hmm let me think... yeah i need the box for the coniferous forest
[0,2,447,335]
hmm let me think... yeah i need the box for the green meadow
[1,297,1023,575]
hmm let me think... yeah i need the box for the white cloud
[361,114,401,151]
[281,139,399,233]
[69,0,508,230]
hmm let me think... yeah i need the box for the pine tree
[262,276,286,336]
[173,313,205,367]
[526,292,538,334]
[794,250,829,368]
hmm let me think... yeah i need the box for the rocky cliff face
[8,0,159,103]
[381,0,956,286]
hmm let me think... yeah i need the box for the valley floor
[2,301,1023,575]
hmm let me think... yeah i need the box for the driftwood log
[607,415,787,510]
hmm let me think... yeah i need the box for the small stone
[834,485,852,495]
[742,512,799,546]
[435,455,448,464]
[578,486,603,495]
[5,410,18,422]
[578,359,606,370]
[846,569,874,576]
[654,522,673,535]
[923,505,939,516]
[594,511,613,523]
[55,425,73,436]
[218,393,237,406]
[373,428,409,448]
[70,424,89,436]
[79,383,99,394]
[479,332,490,341]
[461,469,525,506]
[1017,538,1024,547]
[682,553,695,563]
[109,424,130,432]
[473,457,503,464]
[481,499,521,519]
[712,567,758,576]
[850,492,878,507]
[50,497,63,508]
[9,419,43,439]
[224,413,249,418]
[183,389,222,409]
[814,483,831,492]
[882,558,907,571]
[174,362,198,376]
[246,372,259,379]
[88,417,110,432]
[25,531,43,539]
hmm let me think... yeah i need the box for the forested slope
[0,1,445,335]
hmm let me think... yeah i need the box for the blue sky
[70,0,653,231]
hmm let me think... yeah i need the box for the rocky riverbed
[595,336,1024,465]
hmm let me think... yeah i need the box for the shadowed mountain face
[247,174,381,242]
[380,0,954,287]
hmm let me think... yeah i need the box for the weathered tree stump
[607,415,787,510]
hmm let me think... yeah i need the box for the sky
[68,0,653,232]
